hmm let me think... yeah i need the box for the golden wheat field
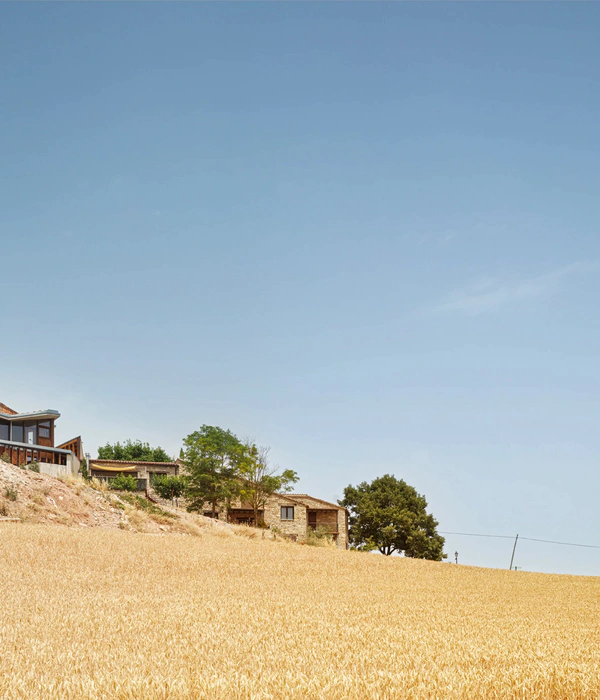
[1,524,599,700]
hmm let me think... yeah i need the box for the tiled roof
[289,494,346,510]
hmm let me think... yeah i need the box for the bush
[4,486,18,501]
[109,474,138,492]
[27,462,40,473]
[118,492,177,519]
[152,475,187,502]
[0,452,10,463]
[306,526,335,547]
[79,459,89,480]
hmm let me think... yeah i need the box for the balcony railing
[0,439,72,467]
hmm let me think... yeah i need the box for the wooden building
[0,401,82,476]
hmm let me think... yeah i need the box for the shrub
[109,475,138,492]
[4,485,18,501]
[79,459,89,480]
[27,462,40,473]
[306,526,335,547]
[152,475,187,502]
[118,492,176,519]
[0,452,10,463]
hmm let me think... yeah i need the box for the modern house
[0,401,82,477]
[213,493,349,549]
[88,459,179,491]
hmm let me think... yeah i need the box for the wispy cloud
[435,262,595,316]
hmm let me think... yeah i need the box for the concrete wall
[39,453,80,478]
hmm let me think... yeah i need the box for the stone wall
[311,509,348,549]
[263,497,307,542]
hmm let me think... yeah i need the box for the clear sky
[2,4,600,575]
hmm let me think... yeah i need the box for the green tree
[152,475,188,505]
[182,425,246,517]
[240,444,299,527]
[340,474,446,560]
[97,440,172,463]
[110,474,138,492]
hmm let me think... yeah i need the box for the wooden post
[509,534,519,570]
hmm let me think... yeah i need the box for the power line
[440,531,600,550]
[521,536,600,550]
[440,531,514,540]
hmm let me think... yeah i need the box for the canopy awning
[91,465,137,473]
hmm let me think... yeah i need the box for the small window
[281,506,294,520]
[39,427,50,439]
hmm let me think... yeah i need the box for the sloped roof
[288,494,346,511]
[0,406,60,421]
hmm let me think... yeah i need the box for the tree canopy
[97,440,172,463]
[182,425,247,516]
[240,444,298,525]
[152,475,188,503]
[340,474,446,560]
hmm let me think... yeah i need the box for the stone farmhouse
[212,493,349,550]
[90,457,349,549]
[0,401,82,477]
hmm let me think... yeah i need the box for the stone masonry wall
[263,498,307,542]
[313,509,348,549]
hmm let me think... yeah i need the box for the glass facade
[0,421,8,440]
[11,424,24,442]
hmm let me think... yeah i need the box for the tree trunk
[253,501,259,528]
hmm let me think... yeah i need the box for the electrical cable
[440,531,600,550]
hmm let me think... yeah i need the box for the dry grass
[1,525,599,699]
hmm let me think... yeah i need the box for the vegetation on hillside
[239,443,298,525]
[98,440,172,463]
[341,474,445,559]
[181,425,298,520]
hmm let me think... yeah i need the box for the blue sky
[2,4,600,574]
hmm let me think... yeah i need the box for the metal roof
[0,409,61,422]
[0,439,72,454]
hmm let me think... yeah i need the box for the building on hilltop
[211,493,349,549]
[88,459,180,492]
[0,400,82,477]
[88,457,348,549]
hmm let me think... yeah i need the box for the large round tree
[340,474,446,559]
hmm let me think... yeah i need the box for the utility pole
[509,534,519,570]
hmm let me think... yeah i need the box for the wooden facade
[0,401,80,468]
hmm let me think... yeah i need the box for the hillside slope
[0,460,208,534]
[1,517,599,699]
